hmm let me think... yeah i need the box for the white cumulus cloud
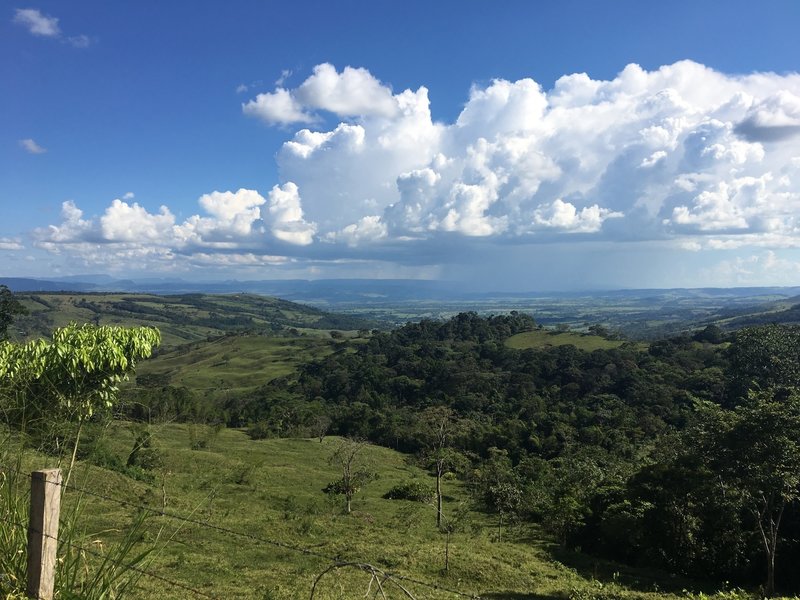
[0,238,24,251]
[32,60,800,283]
[324,216,388,246]
[249,60,800,254]
[38,201,92,246]
[100,200,175,242]
[174,189,267,248]
[294,63,398,119]
[19,138,46,154]
[264,183,317,245]
[13,8,60,37]
[35,188,314,270]
[13,8,90,47]
[532,199,623,233]
[243,64,399,125]
[242,88,314,125]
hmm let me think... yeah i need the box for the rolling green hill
[12,292,375,347]
[711,299,800,329]
[129,333,341,404]
[6,291,374,418]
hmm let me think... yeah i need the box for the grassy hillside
[505,328,629,351]
[711,299,800,329]
[5,425,695,600]
[130,333,341,402]
[12,292,375,347]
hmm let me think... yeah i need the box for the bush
[127,430,162,470]
[247,420,272,440]
[88,442,125,471]
[383,480,435,503]
[188,423,222,449]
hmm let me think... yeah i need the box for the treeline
[122,312,800,594]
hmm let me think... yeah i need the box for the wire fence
[0,513,216,599]
[0,461,482,599]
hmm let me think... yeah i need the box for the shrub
[127,430,162,470]
[383,480,435,503]
[247,420,272,440]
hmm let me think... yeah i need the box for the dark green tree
[693,324,725,344]
[696,391,800,596]
[0,285,27,340]
[726,325,800,404]
[527,452,604,547]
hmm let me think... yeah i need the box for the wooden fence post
[27,469,61,600]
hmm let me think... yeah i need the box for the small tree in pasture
[416,406,467,530]
[324,438,377,513]
[311,413,332,443]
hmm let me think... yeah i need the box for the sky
[3,0,800,291]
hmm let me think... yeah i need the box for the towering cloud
[245,60,800,253]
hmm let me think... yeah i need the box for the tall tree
[0,285,27,340]
[696,392,800,596]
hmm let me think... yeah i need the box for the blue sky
[3,1,800,290]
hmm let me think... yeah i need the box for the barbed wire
[0,461,482,599]
[0,513,216,599]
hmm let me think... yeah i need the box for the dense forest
[130,312,800,596]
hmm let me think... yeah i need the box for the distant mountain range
[4,275,800,305]
[1,275,460,300]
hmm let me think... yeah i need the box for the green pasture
[132,334,337,398]
[5,426,695,600]
[505,329,628,351]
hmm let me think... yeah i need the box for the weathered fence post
[27,469,61,600]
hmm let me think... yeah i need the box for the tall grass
[0,454,28,596]
[0,439,157,599]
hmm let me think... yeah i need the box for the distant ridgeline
[11,292,378,345]
[7,276,800,338]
